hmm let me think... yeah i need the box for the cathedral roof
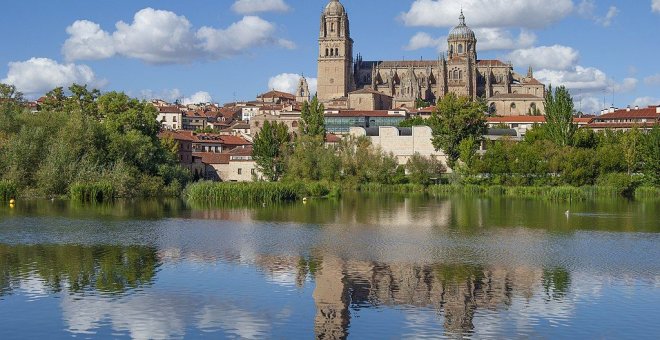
[448,11,476,41]
[489,93,541,100]
[324,0,346,16]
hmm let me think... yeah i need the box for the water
[0,194,659,339]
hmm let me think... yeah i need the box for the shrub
[70,181,116,203]
[0,180,18,201]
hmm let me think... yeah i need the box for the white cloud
[267,73,317,96]
[612,78,637,93]
[644,74,660,86]
[182,91,213,105]
[536,66,609,91]
[507,45,580,71]
[2,58,104,97]
[404,32,446,51]
[653,0,660,13]
[474,28,536,51]
[197,16,295,60]
[62,8,292,64]
[632,97,660,107]
[578,1,619,27]
[400,0,574,29]
[232,0,290,14]
[573,95,605,114]
[139,89,183,102]
[63,20,115,62]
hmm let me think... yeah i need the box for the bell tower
[317,0,353,102]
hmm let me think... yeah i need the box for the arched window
[325,48,329,56]
[489,103,496,115]
[459,70,462,80]
[449,46,453,55]
[458,44,463,54]
[510,103,517,113]
[330,48,334,56]
[453,70,459,80]
[331,23,335,32]
[335,48,339,56]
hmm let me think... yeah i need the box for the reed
[70,181,116,203]
[0,181,18,201]
[634,186,660,200]
[185,181,339,204]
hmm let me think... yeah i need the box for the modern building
[316,0,546,114]
[587,106,660,132]
[325,110,407,134]
[157,106,183,130]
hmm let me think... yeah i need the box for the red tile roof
[258,90,295,100]
[587,122,658,129]
[159,130,194,142]
[594,107,660,120]
[193,152,230,165]
[158,106,181,113]
[325,133,342,143]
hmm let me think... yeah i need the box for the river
[1,194,659,339]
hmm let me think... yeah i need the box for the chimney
[635,105,639,110]
[609,106,615,113]
[626,105,631,112]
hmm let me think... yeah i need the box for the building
[316,0,545,114]
[157,106,183,130]
[158,130,194,170]
[195,147,260,182]
[349,126,450,170]
[325,110,407,134]
[587,106,660,132]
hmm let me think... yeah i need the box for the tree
[429,93,487,169]
[299,95,325,137]
[286,135,340,182]
[68,84,100,117]
[253,120,291,181]
[544,85,576,147]
[398,116,427,127]
[641,125,660,185]
[41,87,67,112]
[406,153,446,185]
[621,127,641,176]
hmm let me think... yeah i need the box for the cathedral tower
[317,0,354,102]
[447,11,477,61]
[296,76,310,103]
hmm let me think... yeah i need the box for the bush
[0,180,18,201]
[596,173,638,198]
[70,181,116,203]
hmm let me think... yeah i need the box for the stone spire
[527,65,534,79]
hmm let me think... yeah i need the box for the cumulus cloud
[62,8,292,64]
[63,20,115,62]
[653,0,660,13]
[632,97,660,107]
[507,45,580,71]
[474,28,536,51]
[197,16,295,60]
[267,73,317,95]
[404,32,446,51]
[2,58,105,97]
[400,0,574,29]
[139,89,183,102]
[232,0,290,14]
[182,91,213,105]
[536,66,609,91]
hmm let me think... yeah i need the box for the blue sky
[1,0,659,113]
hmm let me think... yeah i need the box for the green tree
[621,127,642,175]
[398,116,427,127]
[41,87,67,112]
[67,84,100,117]
[641,125,660,185]
[429,93,487,168]
[299,95,325,137]
[544,85,576,147]
[253,120,291,181]
[286,135,340,182]
[406,153,446,185]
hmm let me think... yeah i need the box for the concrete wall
[208,161,259,182]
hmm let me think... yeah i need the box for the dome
[324,0,346,16]
[448,11,475,40]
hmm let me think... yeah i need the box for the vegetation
[0,83,191,199]
[185,181,339,204]
[544,85,577,147]
[0,180,17,201]
[252,120,291,181]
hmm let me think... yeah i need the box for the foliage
[299,95,325,137]
[336,135,406,185]
[544,85,576,147]
[0,180,17,201]
[641,126,660,186]
[70,181,116,203]
[185,181,339,204]
[398,116,428,127]
[429,93,487,168]
[0,83,189,199]
[406,153,446,185]
[252,120,291,181]
[286,135,341,182]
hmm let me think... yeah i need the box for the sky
[1,0,659,113]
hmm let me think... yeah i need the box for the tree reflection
[0,244,160,296]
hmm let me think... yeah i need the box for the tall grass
[0,180,18,201]
[634,187,660,200]
[185,181,339,205]
[70,181,116,203]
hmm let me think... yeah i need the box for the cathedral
[315,0,546,115]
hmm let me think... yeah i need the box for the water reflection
[0,196,658,338]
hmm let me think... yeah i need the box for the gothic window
[458,44,463,54]
[510,103,517,112]
[335,48,339,56]
[331,23,335,32]
[453,70,459,80]
[530,103,537,111]
[325,48,329,56]
[489,103,496,115]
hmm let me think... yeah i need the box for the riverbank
[184,181,660,204]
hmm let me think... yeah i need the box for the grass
[0,180,18,201]
[185,181,340,205]
[70,181,116,203]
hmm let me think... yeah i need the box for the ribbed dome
[324,0,346,16]
[448,11,475,40]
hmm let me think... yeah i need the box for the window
[238,168,242,175]
[510,103,517,112]
[173,116,177,122]
[251,169,256,175]
[453,70,459,80]
[458,44,463,54]
[331,23,335,32]
[335,48,339,56]
[325,48,329,56]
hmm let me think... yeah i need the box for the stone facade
[348,89,393,111]
[317,1,546,115]
[349,126,450,171]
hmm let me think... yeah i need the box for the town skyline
[1,0,659,113]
